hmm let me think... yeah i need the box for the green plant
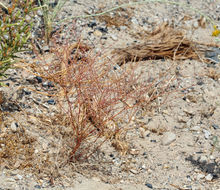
[37,0,68,44]
[0,0,35,78]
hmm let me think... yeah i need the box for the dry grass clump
[113,23,207,66]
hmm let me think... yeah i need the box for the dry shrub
[113,23,207,66]
[24,36,176,162]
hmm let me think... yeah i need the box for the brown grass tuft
[113,23,207,66]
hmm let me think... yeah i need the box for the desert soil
[0,0,220,190]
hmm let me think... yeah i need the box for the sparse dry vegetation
[0,0,220,188]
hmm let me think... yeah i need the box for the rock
[88,21,97,28]
[93,30,102,37]
[193,21,199,28]
[210,155,215,160]
[35,76,42,83]
[42,45,50,52]
[42,82,48,87]
[11,122,18,132]
[96,27,108,33]
[199,155,207,162]
[16,174,23,180]
[91,177,101,182]
[110,34,118,41]
[205,174,213,181]
[47,81,54,88]
[130,169,138,174]
[47,99,56,105]
[205,47,220,64]
[197,173,205,180]
[203,129,211,139]
[190,126,201,131]
[212,124,219,130]
[145,183,153,189]
[130,149,140,155]
[161,132,176,145]
[34,185,42,189]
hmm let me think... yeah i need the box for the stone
[16,174,23,180]
[47,99,56,105]
[11,122,18,132]
[193,21,199,28]
[190,126,201,131]
[110,34,118,41]
[130,149,140,155]
[212,124,219,130]
[203,129,211,139]
[205,174,213,181]
[130,169,138,174]
[145,183,153,189]
[199,155,207,162]
[35,76,42,83]
[93,30,103,37]
[161,132,176,145]
[197,173,205,180]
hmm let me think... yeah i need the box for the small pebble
[145,183,153,189]
[88,21,97,28]
[11,122,18,132]
[212,124,219,130]
[35,76,42,83]
[199,155,207,162]
[96,27,108,33]
[47,81,54,88]
[93,30,102,37]
[42,82,48,87]
[47,99,56,105]
[34,185,42,189]
[16,174,23,180]
[203,129,211,139]
[193,21,199,28]
[190,126,201,131]
[197,173,205,180]
[130,169,138,174]
[161,132,176,145]
[110,34,118,41]
[205,174,213,181]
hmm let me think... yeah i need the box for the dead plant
[19,33,177,162]
[113,23,208,66]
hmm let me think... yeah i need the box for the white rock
[193,21,199,28]
[161,132,176,145]
[16,174,23,180]
[210,155,215,160]
[190,126,201,131]
[10,122,18,132]
[205,174,213,181]
[197,173,205,180]
[200,155,207,162]
[110,34,118,41]
[91,177,101,182]
[203,129,211,139]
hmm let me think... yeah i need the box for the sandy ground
[0,0,220,189]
